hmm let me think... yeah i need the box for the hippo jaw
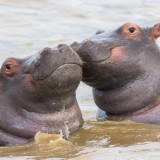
[73,23,160,124]
[0,100,82,146]
[0,44,83,146]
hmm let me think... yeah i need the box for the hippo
[71,22,160,124]
[0,44,83,146]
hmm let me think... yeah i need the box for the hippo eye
[6,64,11,70]
[128,28,135,33]
[2,58,20,77]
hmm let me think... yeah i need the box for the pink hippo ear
[150,23,160,40]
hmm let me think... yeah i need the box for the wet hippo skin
[71,23,160,124]
[0,44,83,146]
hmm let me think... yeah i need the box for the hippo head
[0,44,83,146]
[72,23,160,124]
[72,23,160,89]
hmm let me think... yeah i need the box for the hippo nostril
[43,47,50,52]
[83,39,89,43]
[70,42,81,52]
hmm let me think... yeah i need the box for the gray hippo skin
[71,23,160,124]
[0,44,83,146]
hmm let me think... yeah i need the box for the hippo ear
[95,30,105,35]
[150,23,160,40]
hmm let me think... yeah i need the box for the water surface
[1,0,160,159]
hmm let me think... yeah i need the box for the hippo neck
[8,92,77,114]
[0,98,83,144]
[93,69,160,115]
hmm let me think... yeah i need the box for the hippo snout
[24,44,82,81]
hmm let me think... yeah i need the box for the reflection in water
[1,0,160,159]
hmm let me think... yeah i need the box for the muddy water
[1,0,160,159]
